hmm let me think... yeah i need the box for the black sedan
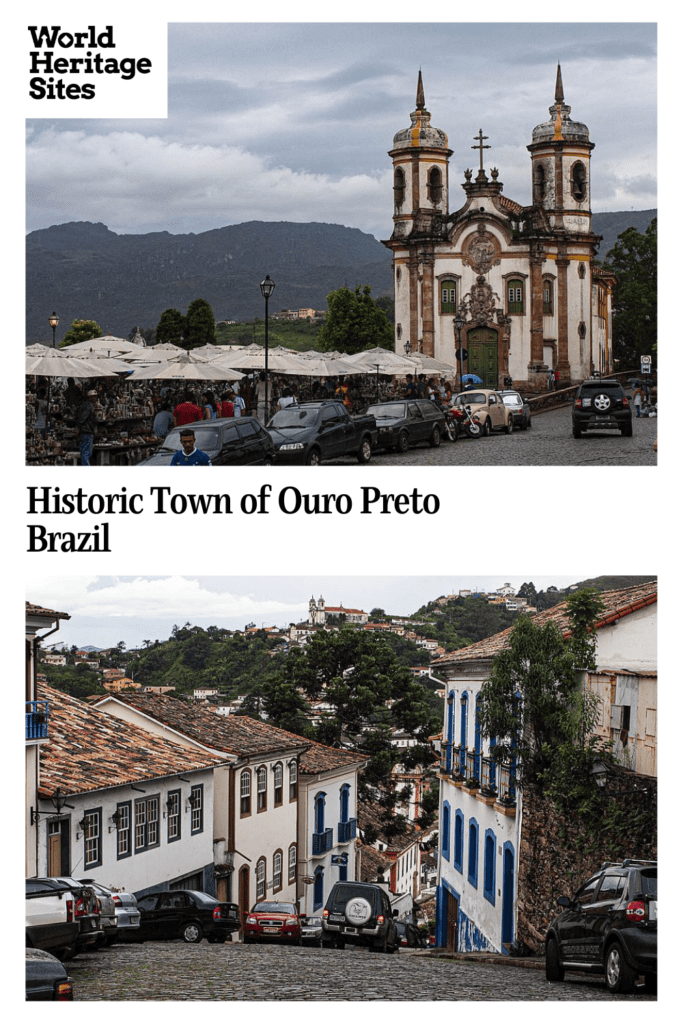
[26,948,73,1001]
[499,390,532,430]
[395,921,427,948]
[138,417,275,466]
[136,890,240,944]
[367,399,450,453]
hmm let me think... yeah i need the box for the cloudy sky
[26,574,591,649]
[25,21,657,240]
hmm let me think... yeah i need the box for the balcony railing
[497,762,517,805]
[26,700,49,740]
[480,755,496,795]
[312,828,333,856]
[338,818,357,844]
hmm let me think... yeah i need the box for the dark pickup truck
[267,401,377,465]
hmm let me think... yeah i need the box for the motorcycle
[447,403,483,439]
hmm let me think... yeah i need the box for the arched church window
[428,167,442,204]
[507,279,524,315]
[543,278,554,316]
[440,280,457,314]
[534,163,546,202]
[394,167,406,208]
[571,162,587,202]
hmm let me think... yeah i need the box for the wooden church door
[467,328,498,388]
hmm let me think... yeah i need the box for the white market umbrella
[26,352,118,378]
[407,354,457,375]
[345,347,416,373]
[215,349,311,374]
[126,351,244,382]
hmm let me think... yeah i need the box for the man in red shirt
[173,393,202,426]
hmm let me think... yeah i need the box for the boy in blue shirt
[170,429,212,466]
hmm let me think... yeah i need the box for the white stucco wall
[33,769,215,895]
[595,603,657,673]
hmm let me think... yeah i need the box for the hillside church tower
[384,66,615,387]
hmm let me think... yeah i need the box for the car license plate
[263,927,279,934]
[649,902,657,921]
[329,915,344,923]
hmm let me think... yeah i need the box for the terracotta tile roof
[94,691,310,759]
[37,684,225,798]
[499,194,525,217]
[434,581,657,666]
[26,601,70,620]
[299,740,368,776]
[360,845,394,882]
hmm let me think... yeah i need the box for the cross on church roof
[472,128,491,171]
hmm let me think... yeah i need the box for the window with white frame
[273,762,283,806]
[116,802,131,860]
[240,770,251,816]
[83,808,102,868]
[190,785,203,834]
[256,857,266,900]
[273,851,282,893]
[257,766,267,812]
[289,761,297,802]
[167,790,180,842]
[288,843,297,884]
[134,795,160,852]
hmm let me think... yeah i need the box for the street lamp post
[259,275,275,423]
[49,311,60,348]
[45,311,60,437]
[453,311,465,392]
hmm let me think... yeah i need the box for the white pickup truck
[26,877,103,961]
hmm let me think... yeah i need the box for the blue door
[501,844,514,946]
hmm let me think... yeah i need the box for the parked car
[395,921,427,948]
[366,399,450,452]
[498,390,532,430]
[571,379,633,438]
[322,881,399,952]
[267,400,377,465]
[452,390,513,435]
[545,859,657,993]
[300,915,323,947]
[138,417,275,465]
[244,901,302,944]
[26,877,103,960]
[78,879,141,943]
[136,889,240,944]
[53,877,116,947]
[25,948,73,1001]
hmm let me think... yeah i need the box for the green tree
[59,319,102,348]
[317,285,394,353]
[478,588,604,787]
[604,219,657,367]
[265,629,440,804]
[184,298,217,349]
[155,308,186,345]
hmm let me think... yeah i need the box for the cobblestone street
[327,406,657,467]
[67,941,656,1001]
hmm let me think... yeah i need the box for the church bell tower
[527,64,594,235]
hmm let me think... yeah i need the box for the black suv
[545,860,657,993]
[322,881,398,952]
[572,379,632,438]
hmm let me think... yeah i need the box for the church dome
[393,71,449,150]
[531,64,590,144]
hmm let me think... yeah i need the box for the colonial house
[26,602,71,877]
[296,741,367,915]
[432,581,657,953]
[90,692,309,923]
[34,685,224,895]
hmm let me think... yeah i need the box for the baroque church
[384,66,615,389]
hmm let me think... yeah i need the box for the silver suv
[322,881,398,953]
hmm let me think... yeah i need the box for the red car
[244,901,301,944]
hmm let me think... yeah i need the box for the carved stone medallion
[463,224,500,274]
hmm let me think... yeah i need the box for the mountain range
[25,211,656,344]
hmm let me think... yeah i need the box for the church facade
[384,67,615,390]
